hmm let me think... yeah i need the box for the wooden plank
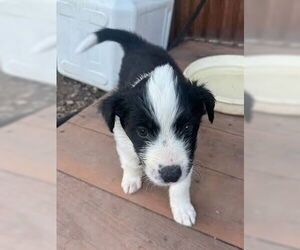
[220,0,235,43]
[245,128,300,180]
[58,172,240,250]
[57,122,243,248]
[245,169,300,249]
[202,112,243,136]
[284,1,300,45]
[245,112,300,249]
[178,0,193,36]
[205,0,224,42]
[233,0,244,45]
[195,126,243,179]
[0,106,56,183]
[0,170,55,250]
[191,0,209,38]
[245,0,269,41]
[170,0,244,45]
[260,0,291,43]
[246,112,300,136]
[245,236,296,250]
[220,0,242,45]
[69,98,243,179]
[245,113,300,180]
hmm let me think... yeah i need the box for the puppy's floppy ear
[197,84,215,123]
[99,92,124,132]
[190,82,215,123]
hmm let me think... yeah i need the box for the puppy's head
[101,64,215,186]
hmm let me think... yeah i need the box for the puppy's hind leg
[113,117,142,194]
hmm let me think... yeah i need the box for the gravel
[57,73,106,121]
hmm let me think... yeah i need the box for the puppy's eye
[184,124,193,133]
[137,126,148,138]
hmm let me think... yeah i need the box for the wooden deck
[57,41,244,250]
[0,105,56,249]
[245,112,300,249]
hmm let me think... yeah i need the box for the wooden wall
[170,0,244,46]
[245,0,300,46]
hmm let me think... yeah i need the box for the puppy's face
[102,65,215,186]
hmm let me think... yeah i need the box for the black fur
[97,28,215,128]
[95,28,215,171]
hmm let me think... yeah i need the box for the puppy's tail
[75,28,145,54]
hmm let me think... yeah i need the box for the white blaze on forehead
[144,64,189,171]
[146,64,180,129]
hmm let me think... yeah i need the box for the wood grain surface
[170,0,244,46]
[58,112,243,247]
[58,172,241,250]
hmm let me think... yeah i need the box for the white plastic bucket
[184,55,244,116]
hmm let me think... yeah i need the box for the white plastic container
[0,0,56,85]
[246,55,300,115]
[184,55,244,116]
[57,0,174,91]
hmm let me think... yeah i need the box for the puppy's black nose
[159,165,182,183]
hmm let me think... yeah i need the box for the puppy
[76,28,215,226]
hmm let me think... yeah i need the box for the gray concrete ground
[0,72,55,127]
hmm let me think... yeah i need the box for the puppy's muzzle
[159,165,182,183]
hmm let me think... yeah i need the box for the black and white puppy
[76,28,215,227]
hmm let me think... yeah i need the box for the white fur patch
[169,171,196,226]
[113,117,140,170]
[113,117,143,194]
[143,64,189,184]
[146,64,180,126]
[75,33,98,54]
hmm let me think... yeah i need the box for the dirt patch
[57,73,106,120]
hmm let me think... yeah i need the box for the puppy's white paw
[121,174,142,194]
[171,203,196,227]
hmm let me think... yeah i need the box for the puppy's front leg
[169,171,196,226]
[113,117,142,194]
[120,161,142,194]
